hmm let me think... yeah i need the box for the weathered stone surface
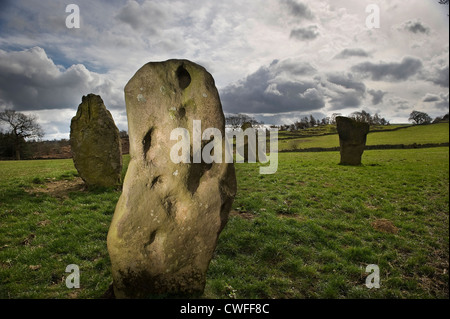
[70,94,122,187]
[336,116,370,165]
[107,60,237,298]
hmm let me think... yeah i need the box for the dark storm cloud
[324,73,367,110]
[334,48,370,59]
[328,92,364,110]
[434,93,449,110]
[351,56,423,81]
[368,89,387,105]
[221,58,381,114]
[0,47,119,112]
[271,58,317,76]
[327,73,366,93]
[282,0,314,19]
[427,65,449,87]
[220,61,325,114]
[290,25,319,41]
[403,20,430,34]
[422,93,449,110]
[422,93,440,102]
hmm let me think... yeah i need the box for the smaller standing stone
[70,94,122,187]
[240,121,253,162]
[336,116,370,166]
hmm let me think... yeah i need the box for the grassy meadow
[279,122,449,150]
[0,124,448,299]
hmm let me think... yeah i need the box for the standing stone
[336,116,370,165]
[240,121,253,162]
[107,60,237,298]
[70,94,122,187]
[238,121,265,163]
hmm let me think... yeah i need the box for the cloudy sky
[0,0,448,139]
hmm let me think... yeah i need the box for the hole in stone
[143,128,153,160]
[145,230,157,248]
[150,175,161,189]
[176,65,191,90]
[178,107,186,119]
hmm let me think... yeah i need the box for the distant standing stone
[107,60,236,298]
[70,94,122,187]
[240,121,253,162]
[336,116,370,166]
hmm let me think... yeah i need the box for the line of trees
[227,109,449,133]
[432,112,449,123]
[409,110,449,125]
[280,114,333,131]
[348,110,389,126]
[279,110,390,131]
[225,113,264,128]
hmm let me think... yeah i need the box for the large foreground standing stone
[336,116,370,165]
[107,60,237,298]
[70,94,122,187]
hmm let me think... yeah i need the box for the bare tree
[0,110,44,160]
[350,110,372,124]
[408,110,432,125]
[330,113,342,125]
[225,113,262,128]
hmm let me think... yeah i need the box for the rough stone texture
[70,94,122,187]
[336,116,370,165]
[107,60,237,298]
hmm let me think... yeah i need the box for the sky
[0,0,448,140]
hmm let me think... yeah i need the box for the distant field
[367,123,449,146]
[277,124,411,140]
[0,146,448,299]
[278,123,449,151]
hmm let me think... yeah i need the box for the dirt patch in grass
[21,233,36,246]
[230,210,256,220]
[365,202,378,210]
[28,177,86,199]
[37,219,51,227]
[277,212,306,222]
[371,218,399,234]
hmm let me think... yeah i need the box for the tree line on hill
[225,110,391,132]
[409,110,449,125]
[284,110,391,131]
[1,108,448,160]
[225,110,449,133]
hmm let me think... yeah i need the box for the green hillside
[279,123,449,151]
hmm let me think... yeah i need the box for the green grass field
[0,125,448,299]
[279,123,449,150]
